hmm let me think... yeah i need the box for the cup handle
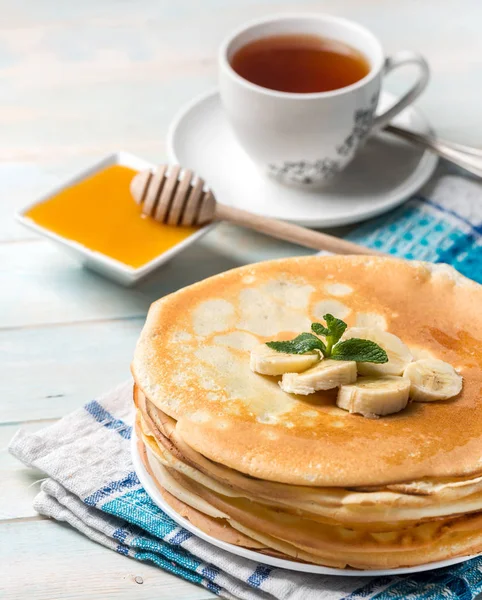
[372,51,430,130]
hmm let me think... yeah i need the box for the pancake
[136,394,482,529]
[136,428,267,549]
[132,255,482,487]
[136,390,482,531]
[138,424,482,570]
[132,255,482,569]
[137,419,321,563]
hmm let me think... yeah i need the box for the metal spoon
[386,125,482,178]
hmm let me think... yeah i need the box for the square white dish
[16,152,213,286]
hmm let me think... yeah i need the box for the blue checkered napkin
[347,175,482,283]
[9,174,482,599]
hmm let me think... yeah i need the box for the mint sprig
[266,332,325,355]
[267,314,388,364]
[314,314,347,355]
[331,338,387,363]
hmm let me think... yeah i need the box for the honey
[25,164,199,268]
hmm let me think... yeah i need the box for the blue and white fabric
[348,175,482,282]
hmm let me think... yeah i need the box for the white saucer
[167,90,437,228]
[131,431,477,577]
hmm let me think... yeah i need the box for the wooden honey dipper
[130,165,383,256]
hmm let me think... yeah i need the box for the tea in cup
[219,14,429,186]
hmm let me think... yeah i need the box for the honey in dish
[25,165,199,268]
[231,34,370,93]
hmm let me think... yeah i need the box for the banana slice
[280,359,356,395]
[342,327,413,376]
[250,343,319,376]
[404,359,462,402]
[337,376,411,417]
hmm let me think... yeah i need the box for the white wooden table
[2,1,482,597]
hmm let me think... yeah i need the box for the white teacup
[219,14,430,187]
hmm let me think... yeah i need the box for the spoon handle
[386,125,482,178]
[215,204,384,256]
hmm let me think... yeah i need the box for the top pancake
[132,255,482,487]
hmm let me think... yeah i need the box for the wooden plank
[0,422,51,520]
[0,234,241,330]
[0,242,149,328]
[2,519,215,600]
[0,239,242,422]
[0,319,143,422]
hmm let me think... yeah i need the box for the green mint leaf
[323,314,347,345]
[331,338,388,363]
[311,322,329,336]
[266,332,326,355]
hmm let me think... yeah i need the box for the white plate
[167,90,438,228]
[131,430,478,576]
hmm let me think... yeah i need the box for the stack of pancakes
[132,256,482,569]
